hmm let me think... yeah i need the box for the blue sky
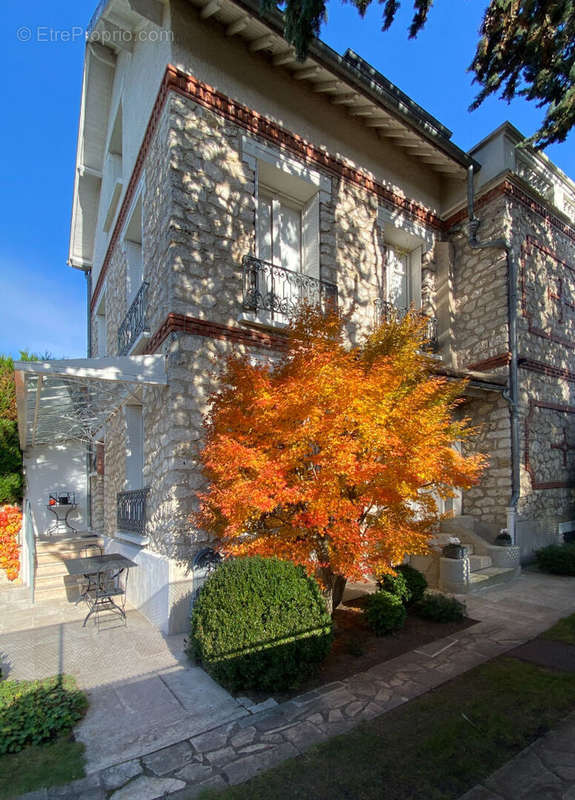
[1,0,573,360]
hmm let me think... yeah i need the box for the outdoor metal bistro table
[65,554,137,627]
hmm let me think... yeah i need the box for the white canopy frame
[14,356,168,448]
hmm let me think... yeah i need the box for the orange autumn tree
[0,504,22,581]
[194,308,486,609]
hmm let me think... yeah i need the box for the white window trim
[123,179,145,308]
[377,206,435,312]
[242,136,332,203]
[377,206,434,254]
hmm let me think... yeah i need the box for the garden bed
[245,594,476,703]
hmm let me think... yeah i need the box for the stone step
[35,573,80,590]
[34,580,81,603]
[36,536,103,554]
[35,560,75,577]
[469,554,492,572]
[34,586,80,603]
[468,566,517,592]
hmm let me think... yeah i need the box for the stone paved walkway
[12,570,575,800]
[460,711,575,800]
[0,586,248,774]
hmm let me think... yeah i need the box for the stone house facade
[15,0,575,632]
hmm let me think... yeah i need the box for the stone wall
[450,193,510,372]
[510,194,575,533]
[458,392,511,534]
[449,183,575,543]
[90,102,173,356]
[166,91,439,347]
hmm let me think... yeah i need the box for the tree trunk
[316,566,347,615]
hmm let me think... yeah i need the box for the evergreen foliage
[364,590,407,635]
[189,556,333,691]
[260,0,575,149]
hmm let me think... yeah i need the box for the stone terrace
[3,571,574,799]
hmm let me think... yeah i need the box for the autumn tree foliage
[0,505,22,581]
[194,309,486,606]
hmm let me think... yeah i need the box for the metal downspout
[466,165,520,544]
[85,268,93,530]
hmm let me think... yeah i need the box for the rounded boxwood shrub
[189,556,333,692]
[535,543,575,575]
[414,592,466,623]
[377,570,411,604]
[395,563,428,605]
[364,590,407,636]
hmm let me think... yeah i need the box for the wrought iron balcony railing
[242,255,338,324]
[117,488,149,536]
[117,281,149,356]
[375,299,439,352]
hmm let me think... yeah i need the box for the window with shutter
[125,405,144,491]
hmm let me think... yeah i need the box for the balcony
[242,255,338,326]
[117,282,150,356]
[117,488,149,536]
[375,299,439,352]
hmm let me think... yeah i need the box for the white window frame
[124,404,144,492]
[243,136,330,280]
[377,206,434,314]
[123,185,144,307]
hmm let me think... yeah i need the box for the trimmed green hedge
[414,592,466,623]
[364,591,406,636]
[395,563,428,605]
[0,676,88,754]
[377,571,411,604]
[535,543,575,575]
[189,556,333,692]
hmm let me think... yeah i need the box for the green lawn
[197,655,575,800]
[0,737,85,800]
[542,612,575,645]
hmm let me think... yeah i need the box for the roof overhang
[14,355,167,449]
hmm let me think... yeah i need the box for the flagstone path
[11,570,575,799]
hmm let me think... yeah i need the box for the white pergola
[14,356,167,448]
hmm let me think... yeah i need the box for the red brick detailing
[465,352,511,372]
[90,64,442,313]
[525,399,575,489]
[167,66,443,232]
[518,358,575,383]
[520,236,575,350]
[444,182,512,230]
[143,312,289,354]
[91,69,173,312]
[444,179,575,244]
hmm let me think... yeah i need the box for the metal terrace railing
[375,299,439,352]
[242,255,338,325]
[117,488,149,536]
[117,282,149,356]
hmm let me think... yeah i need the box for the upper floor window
[257,191,302,274]
[386,245,411,311]
[125,404,144,491]
[124,193,143,305]
[241,138,333,327]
